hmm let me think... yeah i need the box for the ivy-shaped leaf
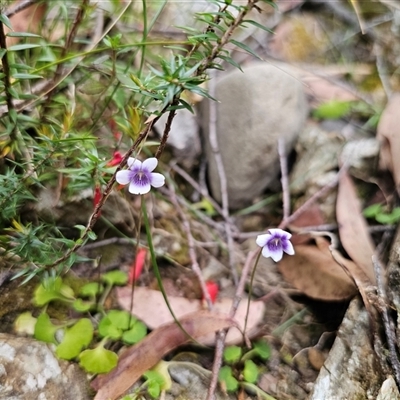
[122,320,147,344]
[101,270,128,286]
[56,318,93,360]
[79,342,118,374]
[79,282,103,298]
[34,313,60,345]
[34,277,75,306]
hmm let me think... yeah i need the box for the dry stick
[4,0,36,17]
[171,162,239,235]
[374,42,392,99]
[158,186,226,234]
[208,69,238,285]
[167,179,214,310]
[372,254,400,387]
[278,138,290,222]
[171,162,225,218]
[197,0,259,76]
[206,249,259,400]
[279,165,347,230]
[155,106,177,159]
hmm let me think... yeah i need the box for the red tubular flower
[128,248,147,285]
[93,185,102,216]
[203,280,219,304]
[107,151,123,167]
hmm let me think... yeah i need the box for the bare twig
[167,178,214,310]
[279,165,347,230]
[5,0,36,17]
[208,70,238,285]
[278,138,290,222]
[374,42,392,99]
[206,249,259,400]
[155,106,177,159]
[171,162,225,218]
[197,0,260,75]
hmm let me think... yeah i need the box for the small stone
[201,62,308,209]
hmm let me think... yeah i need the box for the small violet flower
[256,228,295,262]
[116,157,165,195]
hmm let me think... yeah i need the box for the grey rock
[309,298,382,400]
[0,333,91,400]
[202,62,308,209]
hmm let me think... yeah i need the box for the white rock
[202,62,308,209]
[0,333,90,400]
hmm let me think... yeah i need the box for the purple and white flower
[256,228,295,262]
[116,157,165,195]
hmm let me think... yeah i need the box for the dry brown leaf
[91,311,236,400]
[278,236,357,301]
[336,171,376,284]
[377,93,400,194]
[117,286,265,345]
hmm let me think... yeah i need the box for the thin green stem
[141,196,200,344]
[138,0,148,78]
[244,249,262,340]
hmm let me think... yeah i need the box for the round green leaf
[253,340,271,360]
[223,345,242,364]
[79,345,118,374]
[14,311,37,336]
[101,270,128,286]
[98,310,132,339]
[218,365,238,392]
[243,359,259,384]
[79,282,103,298]
[56,318,93,360]
[147,380,161,399]
[122,321,147,344]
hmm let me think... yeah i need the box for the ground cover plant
[1,0,400,399]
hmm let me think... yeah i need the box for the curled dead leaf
[336,171,376,285]
[377,93,400,194]
[278,235,357,301]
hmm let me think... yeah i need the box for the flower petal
[268,228,291,240]
[128,180,151,195]
[128,157,142,169]
[142,157,158,172]
[282,240,295,255]
[116,170,131,185]
[150,172,165,188]
[256,234,271,248]
[262,245,283,262]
